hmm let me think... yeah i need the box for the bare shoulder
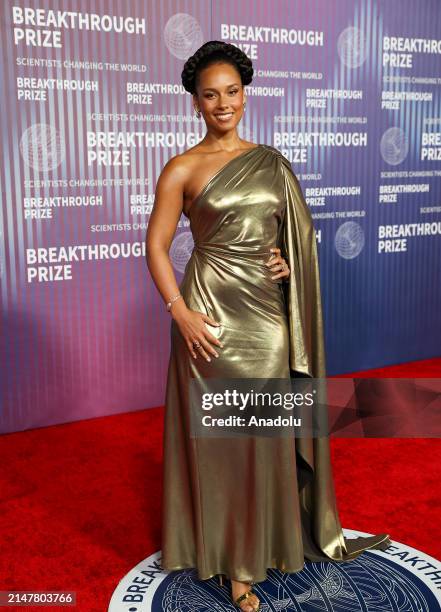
[157,141,260,191]
[157,151,188,185]
[159,145,209,188]
[156,147,206,193]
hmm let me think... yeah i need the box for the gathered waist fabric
[194,241,274,257]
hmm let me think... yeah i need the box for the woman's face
[193,62,245,133]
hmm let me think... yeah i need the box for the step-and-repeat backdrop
[1,0,440,433]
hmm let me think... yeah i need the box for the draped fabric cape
[278,151,391,561]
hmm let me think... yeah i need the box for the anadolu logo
[108,528,441,611]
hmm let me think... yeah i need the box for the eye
[229,89,239,95]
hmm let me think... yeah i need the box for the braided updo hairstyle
[181,41,253,95]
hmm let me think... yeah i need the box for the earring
[243,102,246,112]
[194,108,201,118]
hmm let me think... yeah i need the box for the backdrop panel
[1,0,440,433]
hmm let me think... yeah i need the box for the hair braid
[181,41,253,95]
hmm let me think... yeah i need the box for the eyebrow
[202,83,240,92]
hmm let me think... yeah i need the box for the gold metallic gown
[161,143,391,582]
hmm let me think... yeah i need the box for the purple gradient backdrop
[1,0,440,433]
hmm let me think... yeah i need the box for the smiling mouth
[215,112,234,121]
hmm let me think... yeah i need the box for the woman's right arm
[145,156,222,362]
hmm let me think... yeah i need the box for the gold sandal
[217,574,260,611]
[234,586,260,612]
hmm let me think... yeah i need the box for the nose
[217,94,231,108]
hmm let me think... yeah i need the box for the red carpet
[0,357,439,611]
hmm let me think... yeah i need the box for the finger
[271,267,290,280]
[203,329,224,349]
[203,322,223,348]
[268,258,289,273]
[203,315,221,327]
[269,262,284,273]
[199,336,219,359]
[271,271,290,281]
[186,340,198,359]
[194,338,213,362]
[266,255,282,267]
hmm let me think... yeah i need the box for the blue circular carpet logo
[109,529,441,611]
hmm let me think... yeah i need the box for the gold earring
[243,101,246,111]
[195,108,201,118]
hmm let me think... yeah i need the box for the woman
[146,41,391,612]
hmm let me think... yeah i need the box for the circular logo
[108,529,441,611]
[380,127,409,166]
[169,231,194,274]
[334,221,365,259]
[19,123,65,172]
[337,27,367,68]
[164,14,203,60]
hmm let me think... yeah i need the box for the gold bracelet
[166,293,182,312]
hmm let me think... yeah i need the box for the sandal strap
[235,590,253,605]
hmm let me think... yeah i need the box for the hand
[172,305,223,361]
[265,247,290,282]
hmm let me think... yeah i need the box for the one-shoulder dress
[160,143,391,582]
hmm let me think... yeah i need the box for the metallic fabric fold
[160,143,391,582]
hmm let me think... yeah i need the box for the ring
[193,341,201,348]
